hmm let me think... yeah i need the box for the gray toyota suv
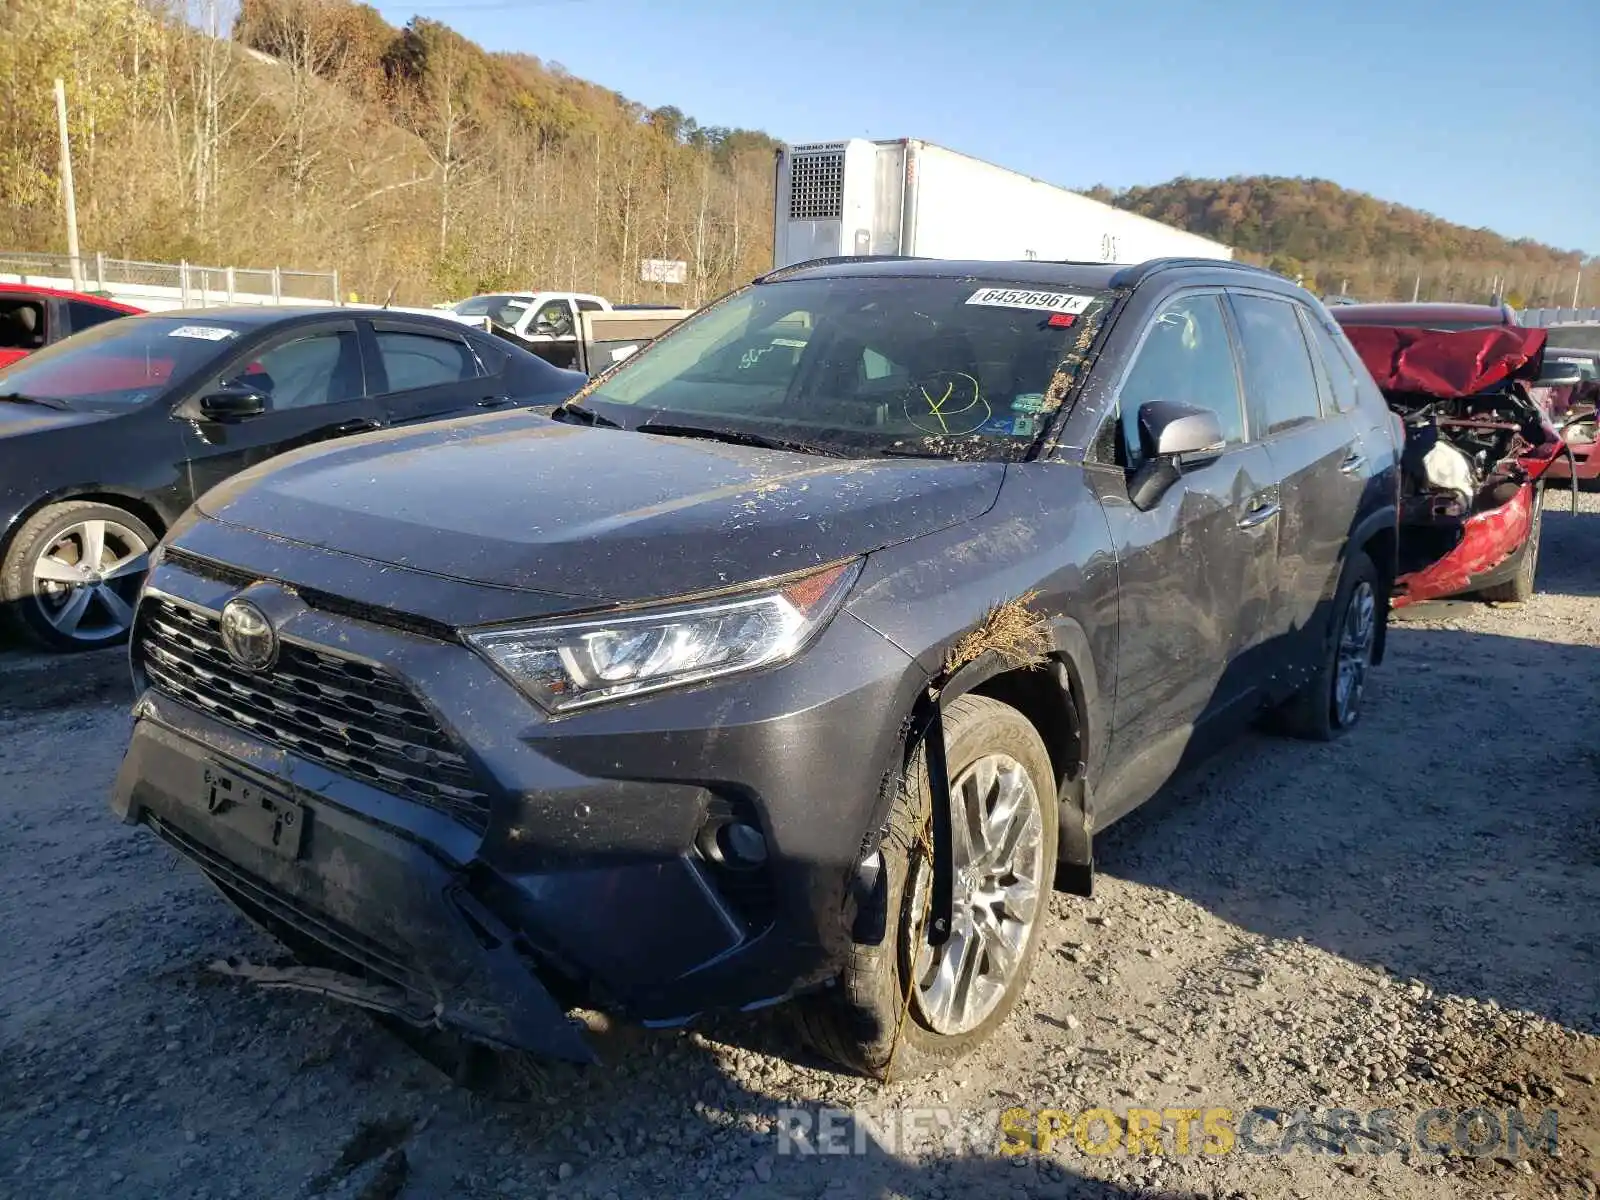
[111,257,1401,1080]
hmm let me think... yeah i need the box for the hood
[1343,325,1547,399]
[197,412,1006,604]
[0,403,118,438]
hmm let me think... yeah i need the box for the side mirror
[1138,400,1225,460]
[198,384,267,421]
[1128,400,1226,511]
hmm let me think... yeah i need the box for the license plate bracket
[203,765,305,860]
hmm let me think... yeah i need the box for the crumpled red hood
[1343,325,1548,398]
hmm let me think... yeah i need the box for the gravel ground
[3,492,1597,1200]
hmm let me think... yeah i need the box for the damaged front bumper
[112,717,598,1061]
[1394,480,1537,605]
[109,551,923,1060]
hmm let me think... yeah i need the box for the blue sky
[371,0,1599,256]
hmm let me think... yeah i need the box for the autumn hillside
[1,0,1592,308]
[0,0,780,304]
[1089,177,1593,309]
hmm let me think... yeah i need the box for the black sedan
[0,306,586,650]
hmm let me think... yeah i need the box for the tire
[798,694,1059,1079]
[1276,550,1381,742]
[1476,488,1543,604]
[1,501,156,652]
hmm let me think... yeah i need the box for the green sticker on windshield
[1012,393,1046,414]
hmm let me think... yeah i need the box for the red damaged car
[1341,323,1566,605]
[1,285,142,368]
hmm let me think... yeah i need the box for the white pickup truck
[440,291,610,359]
[442,291,693,376]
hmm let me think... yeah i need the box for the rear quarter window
[1302,310,1362,415]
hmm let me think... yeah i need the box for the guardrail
[0,251,340,310]
[1518,306,1600,328]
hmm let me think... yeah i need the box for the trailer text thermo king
[773,138,1233,270]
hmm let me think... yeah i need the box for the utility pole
[1574,270,1583,309]
[54,79,83,291]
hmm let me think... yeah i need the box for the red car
[0,285,143,368]
[1341,323,1564,605]
[1538,346,1599,484]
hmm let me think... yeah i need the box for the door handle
[1237,500,1281,529]
[1339,451,1367,474]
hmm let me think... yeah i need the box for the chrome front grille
[136,597,491,830]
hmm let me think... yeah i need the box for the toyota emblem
[220,598,277,672]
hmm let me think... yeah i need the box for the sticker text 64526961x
[965,289,1094,315]
[167,325,238,341]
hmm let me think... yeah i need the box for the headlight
[465,559,862,713]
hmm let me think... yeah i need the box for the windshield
[581,276,1115,459]
[454,294,532,324]
[0,315,248,411]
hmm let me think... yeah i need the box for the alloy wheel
[1334,580,1377,727]
[30,518,151,643]
[909,752,1045,1037]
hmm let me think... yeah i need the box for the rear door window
[1229,293,1323,436]
[375,330,480,392]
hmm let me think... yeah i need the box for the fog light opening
[698,820,767,870]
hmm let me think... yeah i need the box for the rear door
[366,319,503,427]
[1227,291,1364,680]
[1090,289,1281,820]
[177,319,378,504]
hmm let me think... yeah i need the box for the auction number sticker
[965,288,1093,314]
[168,325,237,341]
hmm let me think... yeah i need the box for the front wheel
[798,694,1058,1079]
[0,501,155,651]
[1275,550,1381,741]
[1477,488,1543,604]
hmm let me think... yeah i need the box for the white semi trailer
[773,138,1232,270]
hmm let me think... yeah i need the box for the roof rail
[1109,257,1284,289]
[755,255,928,283]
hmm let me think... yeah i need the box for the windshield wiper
[551,400,622,428]
[0,392,71,411]
[636,420,845,457]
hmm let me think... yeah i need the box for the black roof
[757,255,1288,292]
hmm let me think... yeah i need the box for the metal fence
[1517,306,1600,329]
[0,250,340,306]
